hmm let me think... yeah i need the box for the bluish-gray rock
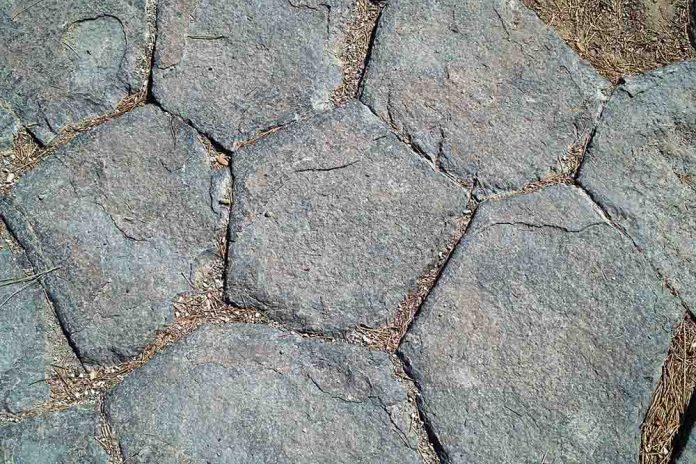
[0,405,108,463]
[0,105,227,365]
[361,0,610,196]
[578,60,696,312]
[0,233,49,413]
[399,184,683,463]
[0,0,150,144]
[225,101,469,332]
[153,0,355,150]
[105,324,421,463]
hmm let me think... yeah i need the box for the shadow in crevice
[671,390,696,463]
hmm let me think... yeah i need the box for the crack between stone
[574,182,691,312]
[0,200,86,370]
[396,352,449,463]
[474,220,606,237]
[293,159,360,173]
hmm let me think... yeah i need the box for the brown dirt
[641,314,696,464]
[523,0,696,82]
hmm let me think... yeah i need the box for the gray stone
[0,237,49,413]
[152,0,354,150]
[0,104,19,151]
[0,0,150,145]
[226,101,469,332]
[0,105,227,365]
[105,323,421,463]
[0,405,108,463]
[578,60,696,312]
[360,0,610,197]
[399,184,683,463]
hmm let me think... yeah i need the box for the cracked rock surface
[226,101,469,332]
[0,405,107,462]
[105,324,421,463]
[0,105,228,365]
[399,184,683,463]
[361,0,610,196]
[0,0,150,144]
[153,0,354,150]
[578,61,696,312]
[0,232,49,413]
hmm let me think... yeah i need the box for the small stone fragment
[578,60,696,312]
[360,0,610,196]
[152,0,355,150]
[0,405,108,463]
[0,105,227,365]
[0,234,50,413]
[105,323,421,463]
[399,184,683,463]
[225,101,469,332]
[0,0,150,144]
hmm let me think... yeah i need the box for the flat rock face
[676,424,696,463]
[0,237,49,413]
[153,0,354,150]
[578,61,696,311]
[225,101,469,332]
[0,405,108,462]
[0,0,149,144]
[0,105,227,365]
[360,0,609,196]
[105,324,421,463]
[399,184,683,463]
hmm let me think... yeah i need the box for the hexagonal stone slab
[0,405,107,462]
[105,324,421,463]
[153,0,354,150]
[578,61,696,312]
[0,105,227,365]
[226,101,469,332]
[0,235,49,413]
[399,184,683,463]
[360,0,610,196]
[0,0,150,144]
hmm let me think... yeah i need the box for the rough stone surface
[0,104,19,151]
[105,323,421,463]
[360,0,610,196]
[0,405,108,462]
[399,184,683,463]
[226,101,469,332]
[0,0,149,144]
[578,60,696,311]
[0,238,49,413]
[153,0,354,150]
[0,105,227,365]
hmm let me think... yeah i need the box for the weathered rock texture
[361,0,610,196]
[0,0,150,144]
[105,324,421,463]
[226,101,469,332]
[0,405,108,462]
[400,184,683,463]
[0,235,49,413]
[153,0,355,150]
[578,60,696,311]
[0,105,227,365]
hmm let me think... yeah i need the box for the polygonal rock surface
[0,405,107,462]
[676,423,696,463]
[153,0,354,150]
[226,101,469,332]
[0,105,227,365]
[105,324,421,463]
[578,61,696,312]
[360,0,610,196]
[399,184,683,463]
[0,0,150,144]
[0,236,49,413]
